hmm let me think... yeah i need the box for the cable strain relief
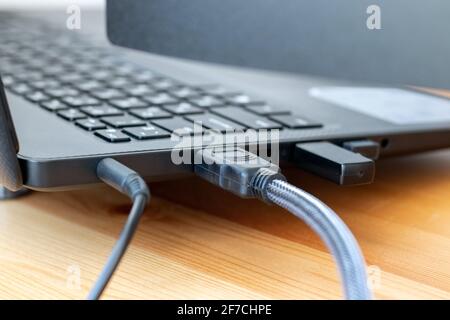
[250,168,286,203]
[124,174,150,203]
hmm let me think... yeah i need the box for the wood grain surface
[0,147,449,300]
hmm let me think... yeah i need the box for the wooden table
[0,148,449,300]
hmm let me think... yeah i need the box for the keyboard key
[270,115,322,129]
[57,108,87,121]
[51,54,77,67]
[189,95,224,108]
[211,107,282,130]
[89,69,115,81]
[15,71,44,82]
[80,105,123,117]
[101,115,145,128]
[75,118,107,131]
[71,62,95,73]
[124,84,155,96]
[9,82,33,95]
[129,107,172,120]
[58,73,86,83]
[163,102,203,115]
[168,86,201,99]
[1,69,25,79]
[150,78,179,91]
[115,64,137,76]
[123,125,170,140]
[24,59,50,70]
[25,91,50,103]
[185,113,245,133]
[95,129,131,143]
[1,75,16,86]
[74,80,104,91]
[152,117,204,136]
[62,95,101,107]
[41,65,67,76]
[226,94,265,106]
[90,88,126,100]
[40,99,68,111]
[246,105,291,115]
[131,70,158,82]
[45,87,80,98]
[30,79,60,90]
[109,97,148,109]
[143,92,178,106]
[106,76,132,88]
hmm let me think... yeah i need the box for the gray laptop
[1,1,450,192]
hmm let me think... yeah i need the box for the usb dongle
[294,141,376,186]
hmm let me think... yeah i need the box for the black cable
[87,158,150,300]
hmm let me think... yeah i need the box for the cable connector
[97,158,150,202]
[194,146,372,300]
[194,147,285,202]
[88,158,150,300]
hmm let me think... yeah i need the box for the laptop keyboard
[0,16,323,143]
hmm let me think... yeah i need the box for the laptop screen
[107,0,450,89]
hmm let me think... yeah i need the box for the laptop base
[0,187,30,200]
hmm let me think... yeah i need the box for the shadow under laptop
[151,148,450,222]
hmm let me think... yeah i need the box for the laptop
[1,1,450,192]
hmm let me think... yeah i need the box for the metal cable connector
[194,147,372,300]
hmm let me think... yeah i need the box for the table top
[0,147,449,300]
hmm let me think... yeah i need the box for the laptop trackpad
[309,87,450,125]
